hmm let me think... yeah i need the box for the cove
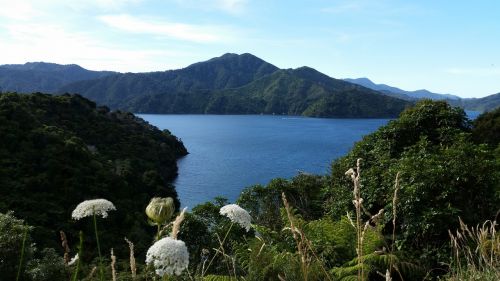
[140,114,392,208]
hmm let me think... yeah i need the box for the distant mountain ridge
[344,77,461,100]
[58,53,410,118]
[344,77,499,112]
[0,62,116,93]
[2,54,498,116]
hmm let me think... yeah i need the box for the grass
[447,218,499,280]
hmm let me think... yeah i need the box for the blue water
[465,110,481,120]
[139,115,391,208]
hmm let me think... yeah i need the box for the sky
[0,0,499,98]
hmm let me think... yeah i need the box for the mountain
[449,92,500,112]
[0,92,187,254]
[0,62,116,93]
[60,53,410,118]
[344,77,500,112]
[59,53,279,108]
[344,77,461,101]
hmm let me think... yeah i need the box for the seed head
[146,197,175,225]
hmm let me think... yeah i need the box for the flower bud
[146,197,175,224]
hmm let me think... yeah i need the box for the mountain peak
[208,52,271,64]
[183,53,279,78]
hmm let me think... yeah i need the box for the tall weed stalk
[448,218,499,280]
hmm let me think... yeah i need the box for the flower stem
[93,213,104,281]
[156,223,161,241]
[202,222,234,276]
[15,224,28,281]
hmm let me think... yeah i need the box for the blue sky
[0,0,498,98]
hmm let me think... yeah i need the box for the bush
[0,212,34,281]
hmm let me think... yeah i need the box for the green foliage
[327,100,500,269]
[235,237,330,281]
[238,174,327,232]
[203,275,237,281]
[0,93,187,257]
[472,106,500,146]
[393,137,498,249]
[0,212,68,281]
[186,197,253,276]
[26,248,67,281]
[1,96,498,281]
[331,253,424,281]
[0,212,34,281]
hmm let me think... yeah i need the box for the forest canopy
[0,92,187,256]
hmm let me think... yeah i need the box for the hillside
[208,67,409,117]
[344,77,461,100]
[0,92,187,254]
[449,92,500,112]
[59,53,279,108]
[1,98,498,280]
[0,62,116,93]
[60,53,410,117]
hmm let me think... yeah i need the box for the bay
[139,114,391,208]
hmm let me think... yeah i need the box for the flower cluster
[146,237,189,276]
[71,199,116,220]
[220,204,252,231]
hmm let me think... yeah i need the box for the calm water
[139,115,391,208]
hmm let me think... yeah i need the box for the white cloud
[61,0,144,11]
[0,1,40,20]
[321,0,424,16]
[217,0,247,14]
[321,2,364,14]
[172,0,248,14]
[0,22,190,72]
[99,14,233,43]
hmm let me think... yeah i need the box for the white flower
[220,204,252,231]
[71,199,116,220]
[68,254,79,266]
[145,237,189,276]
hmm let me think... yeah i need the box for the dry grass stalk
[346,159,389,280]
[110,248,117,281]
[448,218,499,280]
[171,207,187,240]
[282,192,311,281]
[282,193,307,262]
[345,158,365,280]
[60,230,71,265]
[124,237,137,279]
[87,266,97,280]
[281,192,332,281]
[385,269,392,281]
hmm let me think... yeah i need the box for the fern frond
[204,274,237,281]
